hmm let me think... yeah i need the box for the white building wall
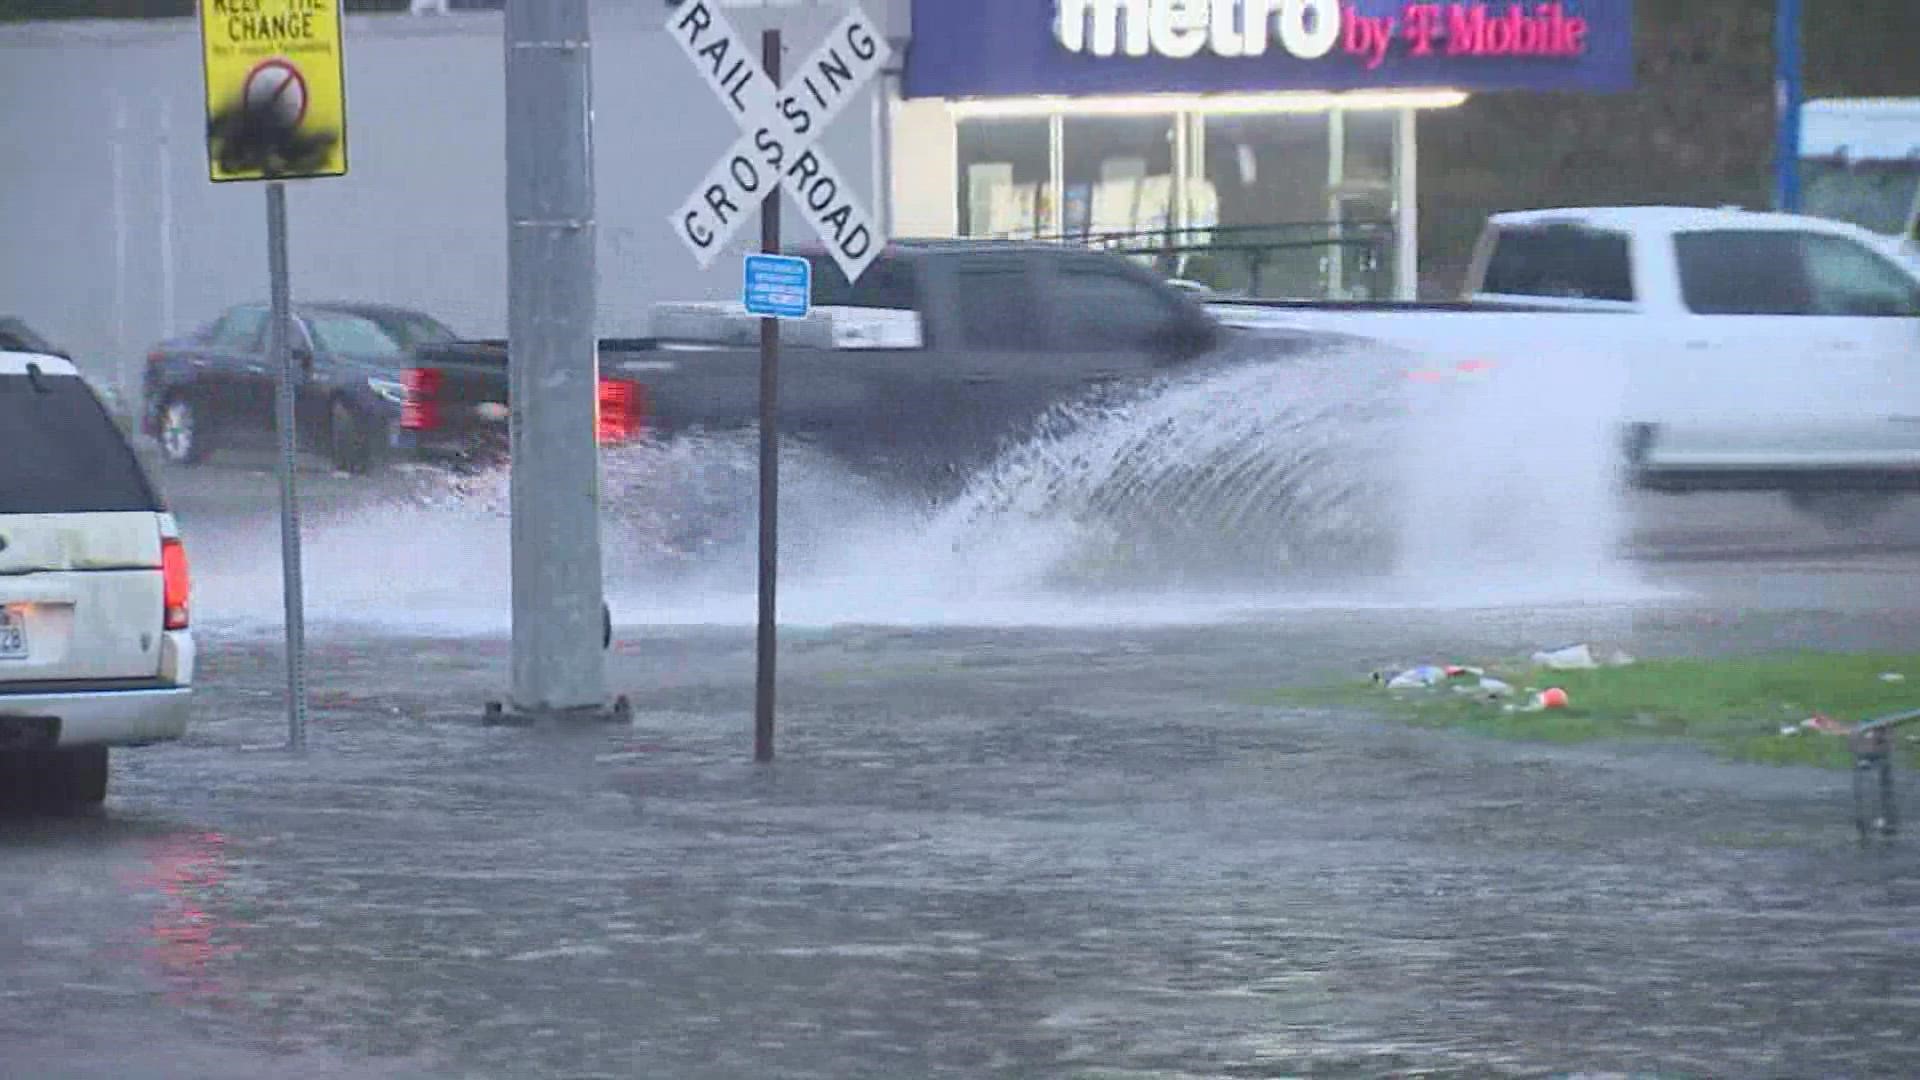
[0,2,886,399]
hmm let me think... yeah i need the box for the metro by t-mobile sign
[1055,0,1593,69]
[1057,0,1344,59]
[667,1,890,282]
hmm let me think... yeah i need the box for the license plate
[0,607,26,660]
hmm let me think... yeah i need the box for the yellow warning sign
[198,0,349,183]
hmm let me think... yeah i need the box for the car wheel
[1786,492,1900,533]
[49,747,109,808]
[3,747,110,812]
[329,398,377,475]
[158,396,209,465]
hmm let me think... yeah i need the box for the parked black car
[142,302,459,473]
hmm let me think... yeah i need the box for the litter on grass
[1780,713,1856,737]
[1529,643,1636,670]
[1504,687,1572,713]
[1378,664,1518,702]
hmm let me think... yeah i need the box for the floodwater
[186,338,1669,634]
[7,614,1920,1079]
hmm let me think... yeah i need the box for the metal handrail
[981,219,1398,299]
[1849,706,1920,841]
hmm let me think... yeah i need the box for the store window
[1331,110,1396,299]
[957,119,1050,239]
[947,105,1411,300]
[1340,110,1395,189]
[1197,113,1329,297]
[1061,114,1176,243]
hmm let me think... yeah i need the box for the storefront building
[887,0,1633,299]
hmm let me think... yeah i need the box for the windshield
[368,310,459,348]
[309,313,406,360]
[1801,160,1920,235]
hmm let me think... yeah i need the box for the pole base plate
[483,694,633,728]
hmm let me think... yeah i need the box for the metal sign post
[743,245,814,760]
[744,238,816,765]
[264,181,308,751]
[197,0,351,750]
[755,30,782,764]
[664,0,891,761]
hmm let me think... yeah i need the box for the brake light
[146,349,165,369]
[596,377,648,445]
[401,367,442,431]
[161,536,190,630]
[1405,359,1499,383]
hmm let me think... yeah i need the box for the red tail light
[596,377,648,445]
[146,349,165,369]
[401,367,443,431]
[161,536,191,630]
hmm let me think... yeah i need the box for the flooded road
[10,412,1920,1077]
[7,577,1920,1076]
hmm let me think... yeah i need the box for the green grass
[1248,652,1920,769]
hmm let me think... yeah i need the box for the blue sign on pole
[1773,0,1804,212]
[743,254,812,320]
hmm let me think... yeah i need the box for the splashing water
[810,347,1410,599]
[1382,331,1641,604]
[190,335,1655,633]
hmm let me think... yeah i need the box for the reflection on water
[138,830,241,1007]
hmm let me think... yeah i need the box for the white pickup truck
[1208,205,1920,528]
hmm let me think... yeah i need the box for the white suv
[1,350,194,810]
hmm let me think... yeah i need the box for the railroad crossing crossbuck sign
[667,1,891,282]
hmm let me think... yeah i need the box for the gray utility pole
[496,0,625,724]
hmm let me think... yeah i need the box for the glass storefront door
[1328,109,1397,300]
[1198,113,1329,297]
[956,118,1050,239]
[1060,114,1177,244]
